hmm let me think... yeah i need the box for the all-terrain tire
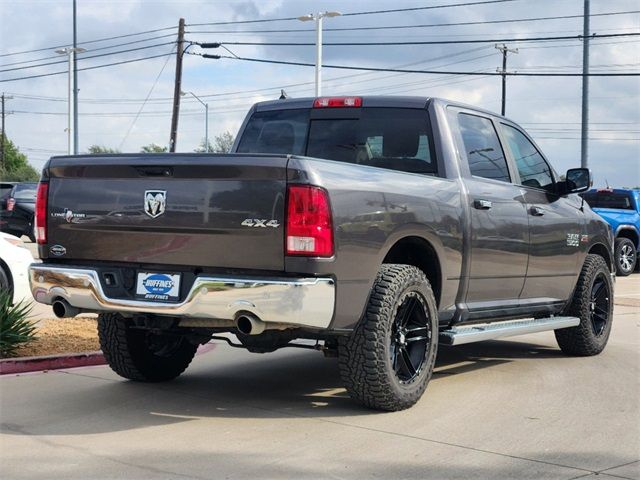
[338,264,438,411]
[98,313,197,382]
[614,237,636,276]
[555,254,613,356]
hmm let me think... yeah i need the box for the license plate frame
[135,272,181,302]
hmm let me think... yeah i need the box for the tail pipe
[52,299,80,318]
[235,313,266,336]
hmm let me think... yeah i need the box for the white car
[0,232,36,304]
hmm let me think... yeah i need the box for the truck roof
[252,95,511,121]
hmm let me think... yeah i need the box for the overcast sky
[0,0,638,187]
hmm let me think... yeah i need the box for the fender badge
[50,245,67,256]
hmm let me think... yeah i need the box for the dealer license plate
[135,272,181,302]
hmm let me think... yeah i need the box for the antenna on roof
[279,89,288,100]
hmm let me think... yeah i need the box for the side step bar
[439,316,580,346]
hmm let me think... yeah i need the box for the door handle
[473,199,492,210]
[530,206,545,216]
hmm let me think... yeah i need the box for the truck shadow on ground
[0,338,569,437]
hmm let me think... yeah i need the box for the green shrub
[0,290,36,358]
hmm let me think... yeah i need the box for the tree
[87,145,121,154]
[0,133,39,181]
[140,143,168,153]
[194,131,235,153]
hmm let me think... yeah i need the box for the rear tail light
[286,185,334,257]
[313,97,362,108]
[35,182,48,244]
[6,198,15,211]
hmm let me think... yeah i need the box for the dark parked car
[0,182,37,242]
[29,96,613,411]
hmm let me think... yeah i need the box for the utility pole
[1,93,13,169]
[169,17,185,153]
[581,0,590,168]
[495,43,518,116]
[72,0,79,154]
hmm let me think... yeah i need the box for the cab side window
[501,124,554,191]
[458,113,511,183]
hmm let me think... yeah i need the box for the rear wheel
[614,237,636,276]
[338,264,438,411]
[98,313,197,382]
[555,254,613,356]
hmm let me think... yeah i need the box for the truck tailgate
[45,154,287,271]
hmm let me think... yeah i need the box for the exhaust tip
[236,314,265,336]
[52,299,78,318]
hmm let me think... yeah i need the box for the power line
[187,0,522,27]
[204,53,640,77]
[119,43,176,150]
[0,26,176,58]
[187,10,640,34]
[0,41,176,74]
[0,33,178,69]
[5,46,492,103]
[0,51,174,83]
[207,32,640,47]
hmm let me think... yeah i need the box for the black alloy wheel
[390,292,432,384]
[588,272,610,337]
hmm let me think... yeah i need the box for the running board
[439,316,580,346]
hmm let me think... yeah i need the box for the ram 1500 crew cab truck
[30,96,614,411]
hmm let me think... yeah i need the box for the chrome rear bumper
[29,265,335,330]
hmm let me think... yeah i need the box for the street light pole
[55,47,85,155]
[181,91,209,151]
[297,11,341,97]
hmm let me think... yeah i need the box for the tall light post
[55,46,85,155]
[181,91,209,151]
[297,11,341,96]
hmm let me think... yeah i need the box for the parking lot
[0,274,637,479]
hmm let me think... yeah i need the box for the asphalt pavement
[1,274,638,480]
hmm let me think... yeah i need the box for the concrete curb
[0,351,106,375]
[0,342,217,375]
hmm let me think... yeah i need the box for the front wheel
[614,237,636,276]
[555,254,613,356]
[338,264,438,411]
[98,313,197,382]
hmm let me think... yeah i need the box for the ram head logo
[144,190,166,218]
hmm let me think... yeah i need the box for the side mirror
[564,168,591,194]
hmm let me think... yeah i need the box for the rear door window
[457,113,510,183]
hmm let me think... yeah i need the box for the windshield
[581,192,633,210]
[237,107,437,175]
[13,184,37,201]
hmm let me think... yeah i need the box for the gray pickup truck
[30,96,614,411]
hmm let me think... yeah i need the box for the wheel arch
[381,236,442,308]
[616,226,639,248]
[588,242,613,273]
